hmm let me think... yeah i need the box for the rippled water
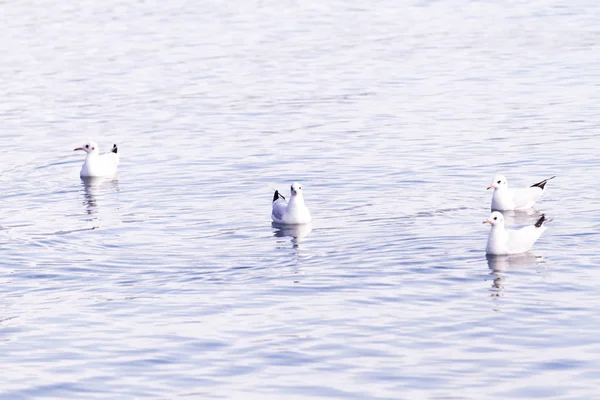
[1,0,600,398]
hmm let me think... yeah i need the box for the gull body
[271,182,312,225]
[487,174,555,211]
[483,211,549,255]
[74,141,119,178]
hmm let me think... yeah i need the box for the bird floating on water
[271,182,312,225]
[74,141,119,178]
[483,211,549,255]
[487,174,555,211]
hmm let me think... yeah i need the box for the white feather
[484,211,548,255]
[488,174,554,210]
[76,141,120,178]
[271,182,312,225]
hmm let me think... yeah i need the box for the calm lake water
[1,0,600,398]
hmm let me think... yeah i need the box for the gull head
[483,211,504,226]
[74,141,99,155]
[290,182,303,197]
[487,174,507,190]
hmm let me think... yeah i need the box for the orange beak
[487,184,494,190]
[74,147,84,151]
[483,219,491,224]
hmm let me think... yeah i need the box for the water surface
[1,0,600,398]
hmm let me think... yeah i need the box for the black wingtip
[273,190,283,203]
[534,214,546,228]
[111,144,118,154]
[530,175,556,190]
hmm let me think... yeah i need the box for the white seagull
[74,141,120,178]
[483,211,549,255]
[271,182,312,225]
[487,174,555,211]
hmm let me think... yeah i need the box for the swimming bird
[74,141,119,178]
[483,211,549,255]
[487,174,555,211]
[271,182,312,225]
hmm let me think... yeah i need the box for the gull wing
[507,215,547,253]
[272,199,288,222]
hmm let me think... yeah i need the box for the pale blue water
[1,0,600,398]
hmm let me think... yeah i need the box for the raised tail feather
[530,176,555,190]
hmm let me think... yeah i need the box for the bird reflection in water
[272,222,312,250]
[486,253,544,300]
[497,208,544,228]
[81,176,120,219]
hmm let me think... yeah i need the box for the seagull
[271,182,312,225]
[74,141,119,178]
[483,211,549,255]
[487,174,555,211]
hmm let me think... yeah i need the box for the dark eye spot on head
[493,217,497,220]
[299,186,302,190]
[85,144,89,149]
[497,180,501,184]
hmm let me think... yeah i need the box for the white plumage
[271,182,312,225]
[483,211,549,255]
[487,174,555,211]
[74,141,120,178]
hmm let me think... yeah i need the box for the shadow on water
[486,253,544,300]
[272,222,312,250]
[80,177,120,218]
